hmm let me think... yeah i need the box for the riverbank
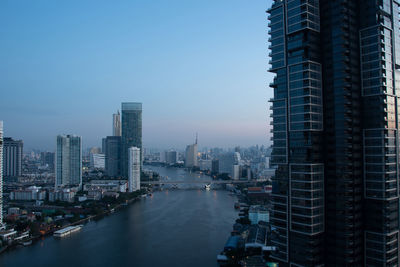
[0,188,238,267]
[0,192,147,255]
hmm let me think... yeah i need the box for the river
[0,166,238,267]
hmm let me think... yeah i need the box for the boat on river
[53,225,83,238]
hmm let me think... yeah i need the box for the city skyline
[0,0,273,151]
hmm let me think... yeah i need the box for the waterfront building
[121,102,142,178]
[218,152,238,178]
[248,206,269,225]
[0,121,3,225]
[3,137,23,179]
[128,147,141,192]
[268,0,400,265]
[185,143,198,168]
[198,159,212,171]
[104,136,121,177]
[165,150,178,165]
[113,110,121,136]
[56,135,82,189]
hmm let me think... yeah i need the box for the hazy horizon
[1,0,273,151]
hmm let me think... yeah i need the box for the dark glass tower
[121,102,142,178]
[105,136,121,177]
[268,0,400,265]
[3,137,23,179]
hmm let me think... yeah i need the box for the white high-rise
[113,110,121,136]
[128,147,140,192]
[56,135,82,189]
[0,121,3,225]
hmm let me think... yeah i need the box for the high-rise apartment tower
[56,135,82,188]
[268,0,400,265]
[3,137,23,179]
[0,121,3,225]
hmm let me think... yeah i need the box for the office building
[0,121,3,225]
[128,147,140,192]
[268,0,400,265]
[105,136,121,177]
[56,135,82,188]
[121,102,142,178]
[3,137,23,179]
[113,110,121,136]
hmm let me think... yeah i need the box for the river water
[0,166,238,267]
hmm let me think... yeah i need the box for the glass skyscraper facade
[121,102,142,178]
[0,121,3,226]
[268,0,400,265]
[105,136,121,177]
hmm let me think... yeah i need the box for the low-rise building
[10,186,46,201]
[84,180,127,193]
[48,188,77,203]
[249,206,269,225]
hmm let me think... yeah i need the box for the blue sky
[0,0,273,151]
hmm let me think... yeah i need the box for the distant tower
[0,121,3,225]
[128,147,141,192]
[113,110,121,137]
[56,135,82,189]
[121,102,142,178]
[185,134,198,168]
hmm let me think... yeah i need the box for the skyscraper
[56,135,82,189]
[185,134,198,168]
[113,110,121,136]
[128,147,141,192]
[185,144,198,168]
[268,0,400,265]
[121,102,142,178]
[3,137,23,179]
[0,121,3,225]
[105,136,121,177]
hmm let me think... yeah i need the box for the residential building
[3,137,23,179]
[128,147,141,192]
[268,0,400,265]
[121,102,142,178]
[55,135,82,188]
